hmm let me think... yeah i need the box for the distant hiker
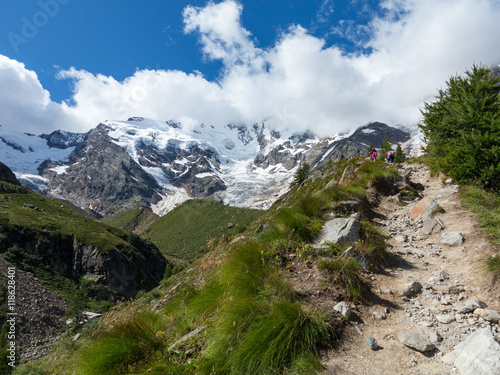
[385,151,390,163]
[371,150,377,161]
[389,149,395,163]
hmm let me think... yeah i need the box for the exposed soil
[292,163,499,375]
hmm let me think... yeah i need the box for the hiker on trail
[389,149,395,163]
[385,151,390,163]
[371,149,377,161]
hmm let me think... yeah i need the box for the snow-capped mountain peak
[0,119,412,216]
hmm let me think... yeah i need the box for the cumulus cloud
[1,0,500,136]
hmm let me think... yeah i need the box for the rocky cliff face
[0,163,167,299]
[0,224,166,299]
[1,119,412,216]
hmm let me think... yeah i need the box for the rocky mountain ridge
[0,119,414,216]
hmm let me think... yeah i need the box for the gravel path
[321,163,500,375]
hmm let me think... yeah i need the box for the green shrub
[420,64,500,190]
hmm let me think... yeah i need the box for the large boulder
[444,328,500,375]
[316,218,361,245]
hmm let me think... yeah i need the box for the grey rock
[402,281,422,296]
[394,234,407,243]
[436,314,455,324]
[459,299,488,314]
[444,328,500,375]
[334,301,351,319]
[317,218,361,245]
[422,218,444,235]
[441,232,464,246]
[367,336,379,350]
[429,332,443,344]
[480,310,500,323]
[373,311,387,320]
[399,332,435,352]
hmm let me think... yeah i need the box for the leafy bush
[420,64,500,190]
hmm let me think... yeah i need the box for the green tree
[380,135,392,158]
[394,144,405,163]
[420,64,500,190]
[367,144,375,156]
[290,162,310,188]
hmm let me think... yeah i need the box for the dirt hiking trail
[321,162,500,375]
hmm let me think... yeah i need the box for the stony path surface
[321,163,500,375]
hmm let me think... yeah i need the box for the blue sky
[1,0,500,135]
[0,0,381,102]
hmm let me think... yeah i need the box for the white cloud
[1,0,500,136]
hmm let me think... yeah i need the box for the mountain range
[0,118,414,217]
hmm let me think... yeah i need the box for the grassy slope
[16,158,400,375]
[142,199,263,261]
[0,182,136,255]
[100,207,159,234]
[0,181,166,303]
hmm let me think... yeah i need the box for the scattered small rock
[334,301,351,319]
[402,281,422,296]
[429,332,443,344]
[435,314,455,324]
[367,336,379,350]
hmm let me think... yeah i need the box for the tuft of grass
[192,241,331,374]
[355,221,388,265]
[76,311,169,374]
[318,257,364,298]
[277,209,323,243]
[485,255,500,275]
[460,185,500,276]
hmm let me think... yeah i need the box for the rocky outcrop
[0,162,20,185]
[0,225,167,299]
[41,124,163,216]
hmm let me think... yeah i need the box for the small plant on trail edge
[485,255,500,275]
[317,257,364,298]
